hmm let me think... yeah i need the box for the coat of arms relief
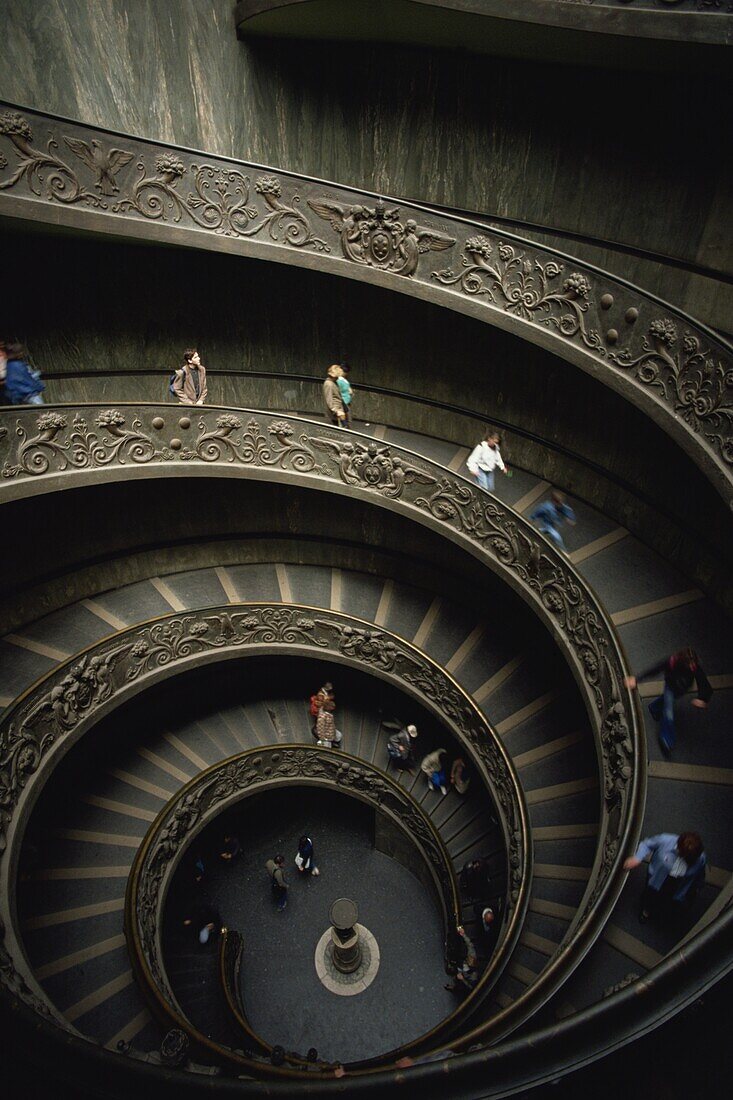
[308,197,455,277]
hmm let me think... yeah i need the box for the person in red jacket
[624,646,713,755]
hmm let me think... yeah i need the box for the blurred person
[296,834,319,876]
[385,721,419,771]
[450,755,471,795]
[266,853,288,911]
[530,490,576,551]
[3,341,44,405]
[624,647,713,755]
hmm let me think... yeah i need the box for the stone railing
[0,604,525,1056]
[127,744,472,1069]
[0,404,645,1025]
[0,102,730,506]
[235,0,733,45]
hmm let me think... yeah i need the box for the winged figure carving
[310,437,436,499]
[308,197,455,277]
[63,136,134,195]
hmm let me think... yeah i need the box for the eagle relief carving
[63,136,134,195]
[308,196,455,277]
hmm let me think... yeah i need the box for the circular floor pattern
[314,924,380,996]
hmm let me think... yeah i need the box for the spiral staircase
[0,79,732,1098]
[0,389,731,1094]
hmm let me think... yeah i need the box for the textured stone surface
[0,0,730,330]
[3,232,730,607]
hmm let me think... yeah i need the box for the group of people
[267,836,320,913]
[322,363,354,427]
[383,720,471,797]
[182,830,320,936]
[467,429,576,550]
[445,858,496,994]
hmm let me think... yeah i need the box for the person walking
[450,756,471,795]
[323,364,346,427]
[266,853,289,911]
[172,348,207,406]
[624,647,713,756]
[219,834,241,861]
[336,364,353,427]
[296,835,320,877]
[421,748,448,795]
[315,699,343,747]
[385,722,419,770]
[2,341,45,405]
[460,857,490,899]
[530,490,576,551]
[444,925,478,992]
[623,832,706,924]
[183,903,222,945]
[466,430,507,492]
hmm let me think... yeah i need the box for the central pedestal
[330,897,362,974]
[315,898,380,996]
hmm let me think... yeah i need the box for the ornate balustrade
[219,930,274,1060]
[0,604,525,1061]
[0,404,645,1039]
[0,416,645,1048]
[0,102,730,505]
[127,744,472,1070]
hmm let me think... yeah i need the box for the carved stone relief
[0,604,525,1028]
[0,407,637,854]
[0,104,730,500]
[130,746,464,1019]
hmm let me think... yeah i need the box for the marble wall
[4,231,729,603]
[1,0,730,331]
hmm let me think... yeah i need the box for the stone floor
[165,786,456,1063]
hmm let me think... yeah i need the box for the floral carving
[2,410,171,478]
[331,625,399,671]
[0,111,103,207]
[182,416,317,470]
[0,104,730,494]
[610,323,733,465]
[112,156,328,249]
[433,241,604,352]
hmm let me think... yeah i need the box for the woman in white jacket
[466,431,507,491]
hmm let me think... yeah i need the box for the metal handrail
[0,100,730,505]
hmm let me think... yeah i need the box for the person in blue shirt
[2,341,45,405]
[336,364,353,427]
[623,831,706,924]
[530,490,576,550]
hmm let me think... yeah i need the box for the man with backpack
[171,347,207,405]
[266,853,288,912]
